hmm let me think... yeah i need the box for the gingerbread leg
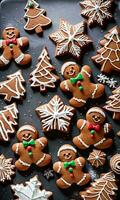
[14,53,31,66]
[36,154,51,168]
[0,50,12,67]
[56,178,71,189]
[95,138,113,149]
[77,173,91,186]
[69,97,86,108]
[15,160,31,171]
[73,136,89,150]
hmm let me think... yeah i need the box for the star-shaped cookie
[49,19,92,59]
[36,95,75,133]
[80,0,113,27]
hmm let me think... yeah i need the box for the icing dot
[95,155,99,160]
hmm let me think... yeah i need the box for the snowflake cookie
[49,19,92,59]
[80,0,113,27]
[88,149,106,168]
[11,175,53,200]
[36,95,75,133]
[0,154,15,183]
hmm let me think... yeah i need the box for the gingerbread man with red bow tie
[73,107,113,150]
[0,27,31,68]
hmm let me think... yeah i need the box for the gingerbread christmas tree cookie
[24,0,52,35]
[104,86,120,120]
[92,26,120,74]
[49,19,92,59]
[0,70,25,102]
[36,95,75,133]
[29,47,59,92]
[80,172,118,200]
[11,176,53,200]
[60,62,105,108]
[80,0,113,27]
[0,103,18,142]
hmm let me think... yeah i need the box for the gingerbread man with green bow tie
[12,125,51,171]
[60,62,105,108]
[53,144,90,189]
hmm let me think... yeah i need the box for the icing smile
[7,33,16,39]
[69,69,76,76]
[22,133,32,141]
[92,115,101,123]
[64,153,72,160]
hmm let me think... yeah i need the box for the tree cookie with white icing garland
[29,47,60,92]
[11,175,53,200]
[0,26,31,68]
[60,62,105,108]
[73,107,113,150]
[24,0,52,35]
[104,86,120,121]
[80,172,118,200]
[92,26,120,74]
[0,70,25,102]
[12,125,52,171]
[36,95,75,133]
[0,103,18,142]
[53,144,90,189]
[80,0,113,27]
[49,19,92,60]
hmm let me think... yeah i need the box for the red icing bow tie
[88,123,100,132]
[5,38,17,46]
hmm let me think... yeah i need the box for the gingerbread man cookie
[0,27,31,68]
[60,62,105,108]
[53,144,90,189]
[73,107,113,150]
[12,125,51,171]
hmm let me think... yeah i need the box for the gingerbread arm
[60,80,74,92]
[104,123,112,134]
[53,161,62,174]
[76,157,86,169]
[12,143,21,155]
[81,65,92,78]
[77,119,86,130]
[37,137,48,149]
[0,40,3,49]
[18,37,29,47]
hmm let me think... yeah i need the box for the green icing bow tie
[64,160,76,168]
[23,139,35,148]
[70,73,83,84]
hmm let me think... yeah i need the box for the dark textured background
[0,0,120,199]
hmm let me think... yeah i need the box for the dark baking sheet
[0,0,120,199]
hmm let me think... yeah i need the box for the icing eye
[66,72,69,75]
[7,32,9,35]
[63,154,66,157]
[71,67,74,70]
